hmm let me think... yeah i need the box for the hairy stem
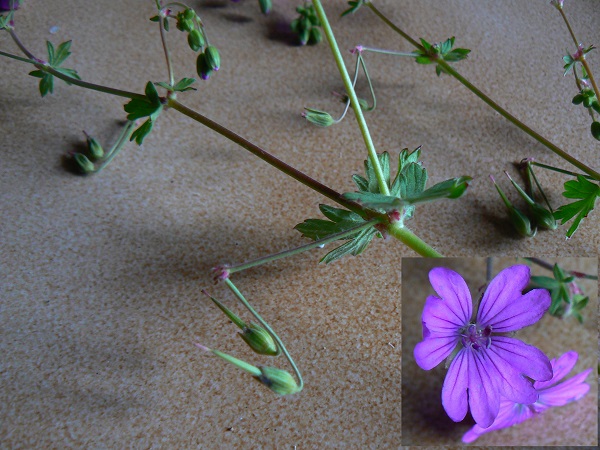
[224,279,303,390]
[366,2,600,181]
[387,221,443,257]
[313,0,390,196]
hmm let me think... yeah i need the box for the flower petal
[429,267,473,326]
[468,350,500,428]
[462,399,533,443]
[490,336,553,382]
[534,350,579,390]
[477,265,549,332]
[537,368,592,407]
[421,295,466,335]
[442,348,469,422]
[414,334,458,370]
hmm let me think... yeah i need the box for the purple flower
[462,351,592,443]
[0,0,20,11]
[414,265,553,428]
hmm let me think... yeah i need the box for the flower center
[460,323,492,350]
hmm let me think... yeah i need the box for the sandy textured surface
[1,0,598,447]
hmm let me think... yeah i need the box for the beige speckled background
[0,0,598,448]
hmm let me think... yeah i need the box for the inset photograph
[401,257,598,446]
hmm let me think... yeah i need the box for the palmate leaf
[553,175,600,238]
[27,39,80,97]
[320,227,377,264]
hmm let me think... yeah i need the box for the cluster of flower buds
[72,132,105,174]
[490,164,557,237]
[197,290,301,396]
[291,4,322,46]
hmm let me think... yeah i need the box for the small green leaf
[46,40,55,65]
[53,40,72,67]
[149,15,160,22]
[144,81,160,105]
[320,227,377,264]
[341,0,365,17]
[39,74,53,97]
[404,176,472,204]
[173,77,197,92]
[130,118,154,145]
[352,174,369,192]
[318,204,363,224]
[553,175,600,238]
[342,191,402,213]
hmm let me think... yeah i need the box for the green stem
[0,49,38,65]
[529,161,595,180]
[524,257,598,280]
[94,121,137,173]
[359,54,377,111]
[557,7,600,113]
[224,279,303,390]
[312,0,390,196]
[358,46,416,57]
[227,219,381,274]
[7,28,145,100]
[167,98,364,214]
[158,9,175,87]
[366,3,600,181]
[387,221,443,257]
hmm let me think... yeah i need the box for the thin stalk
[524,257,598,280]
[366,2,600,181]
[358,47,416,57]
[167,98,364,214]
[312,0,390,196]
[227,219,381,275]
[94,121,137,173]
[557,7,600,109]
[525,163,553,211]
[387,221,443,257]
[529,161,595,180]
[157,9,175,87]
[224,279,303,390]
[359,54,377,111]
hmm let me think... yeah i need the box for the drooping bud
[491,175,536,237]
[308,27,322,45]
[504,171,557,230]
[258,0,272,14]
[176,10,194,32]
[202,290,279,356]
[73,153,95,174]
[204,45,220,71]
[187,29,204,52]
[255,366,301,396]
[302,108,334,127]
[195,344,300,396]
[84,133,104,161]
[240,323,279,356]
[196,52,213,80]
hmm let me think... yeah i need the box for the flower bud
[85,135,104,161]
[302,108,334,127]
[196,52,213,80]
[530,202,558,230]
[73,153,95,174]
[308,27,322,45]
[183,7,195,21]
[255,366,301,396]
[187,29,204,52]
[204,45,220,71]
[176,11,194,32]
[258,0,272,14]
[240,323,279,356]
[491,175,536,237]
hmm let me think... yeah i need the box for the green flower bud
[183,8,195,21]
[258,0,272,14]
[302,107,334,127]
[176,11,194,32]
[204,45,220,71]
[73,153,95,174]
[240,323,279,356]
[308,27,322,45]
[491,175,536,237]
[196,52,213,80]
[530,202,558,230]
[298,27,309,46]
[255,366,301,396]
[85,135,104,161]
[187,29,204,52]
